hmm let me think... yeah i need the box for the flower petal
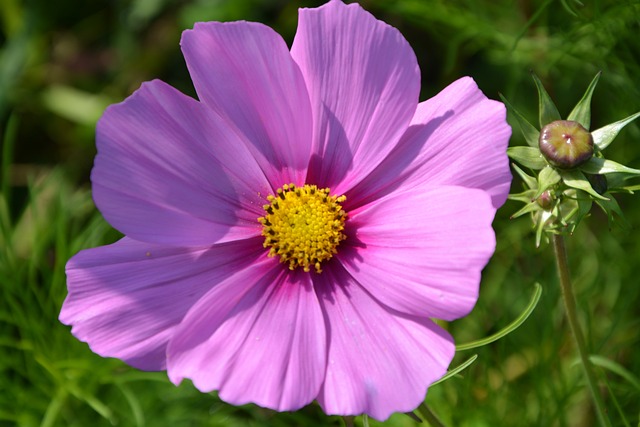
[93,80,272,246]
[348,77,512,209]
[181,21,313,187]
[340,185,495,320]
[291,0,420,194]
[59,237,264,370]
[167,264,326,412]
[315,264,454,421]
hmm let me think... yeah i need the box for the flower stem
[417,403,447,427]
[551,234,611,427]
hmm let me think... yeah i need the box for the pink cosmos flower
[60,0,511,421]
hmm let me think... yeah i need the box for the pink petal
[59,237,264,370]
[93,80,271,246]
[181,21,313,187]
[291,0,420,194]
[340,185,495,321]
[167,264,326,412]
[315,264,454,421]
[348,77,512,209]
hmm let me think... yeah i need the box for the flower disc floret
[258,184,347,273]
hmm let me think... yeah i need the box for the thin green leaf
[535,166,562,198]
[580,157,640,176]
[500,93,540,147]
[576,195,593,223]
[567,72,601,129]
[511,163,537,189]
[595,195,630,230]
[431,354,479,386]
[456,283,542,351]
[507,146,547,169]
[589,355,640,393]
[561,169,609,200]
[531,73,562,127]
[592,111,640,150]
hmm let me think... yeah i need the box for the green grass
[2,0,640,425]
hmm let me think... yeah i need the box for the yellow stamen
[258,184,347,273]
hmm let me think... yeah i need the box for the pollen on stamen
[258,183,347,273]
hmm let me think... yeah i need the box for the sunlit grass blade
[531,73,562,127]
[456,283,542,351]
[567,72,600,130]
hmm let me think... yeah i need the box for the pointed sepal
[567,72,601,130]
[560,169,609,200]
[507,146,547,169]
[592,111,640,150]
[531,73,562,127]
[500,93,540,147]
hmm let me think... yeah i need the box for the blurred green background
[1,0,640,426]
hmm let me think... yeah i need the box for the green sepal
[561,169,609,200]
[531,73,562,127]
[511,201,542,219]
[580,157,640,176]
[500,94,540,147]
[535,210,552,247]
[567,72,600,130]
[592,111,640,150]
[508,189,536,203]
[595,195,630,230]
[507,146,547,169]
[617,184,640,192]
[602,173,640,192]
[563,190,593,230]
[535,166,561,198]
[511,163,537,189]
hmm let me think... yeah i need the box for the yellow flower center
[258,184,347,273]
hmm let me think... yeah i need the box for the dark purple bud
[539,120,594,169]
[586,174,608,195]
[536,190,554,210]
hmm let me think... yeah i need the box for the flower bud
[539,120,594,169]
[536,190,554,210]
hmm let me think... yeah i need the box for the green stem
[552,234,611,427]
[417,403,447,427]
